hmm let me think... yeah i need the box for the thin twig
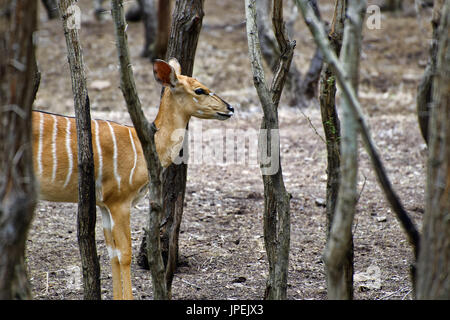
[401,289,413,300]
[379,285,411,300]
[357,173,367,203]
[299,108,327,145]
[181,279,202,290]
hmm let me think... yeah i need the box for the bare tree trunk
[321,0,365,300]
[256,0,279,72]
[110,0,168,300]
[296,0,323,100]
[154,0,171,59]
[257,0,322,106]
[162,0,204,297]
[0,0,38,300]
[94,0,107,20]
[58,0,101,300]
[137,0,171,59]
[417,0,444,144]
[381,0,402,11]
[246,0,293,300]
[165,0,203,77]
[416,0,450,300]
[299,43,324,100]
[138,0,158,58]
[136,5,204,295]
[125,2,143,22]
[421,0,435,8]
[320,0,345,236]
[42,0,59,19]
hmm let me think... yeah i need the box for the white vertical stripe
[37,112,44,176]
[51,115,58,182]
[107,122,121,191]
[63,117,73,187]
[94,120,103,197]
[128,128,137,185]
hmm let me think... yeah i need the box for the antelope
[32,58,234,299]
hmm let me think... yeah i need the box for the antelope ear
[153,59,178,87]
[168,57,181,75]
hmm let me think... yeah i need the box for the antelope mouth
[216,111,233,120]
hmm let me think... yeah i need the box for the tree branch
[246,0,276,124]
[270,0,296,107]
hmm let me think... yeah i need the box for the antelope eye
[194,88,206,95]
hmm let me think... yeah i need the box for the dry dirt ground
[27,0,432,300]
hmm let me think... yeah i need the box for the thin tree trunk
[257,0,301,106]
[138,0,171,60]
[136,4,204,292]
[300,44,323,99]
[381,0,403,11]
[417,0,444,144]
[165,0,204,77]
[0,0,38,300]
[297,0,323,100]
[42,0,59,19]
[416,0,450,300]
[94,0,107,20]
[138,0,158,58]
[162,0,204,297]
[58,0,101,300]
[321,0,365,300]
[154,0,171,60]
[257,0,322,106]
[256,0,279,72]
[246,0,293,300]
[110,0,168,300]
[320,0,345,236]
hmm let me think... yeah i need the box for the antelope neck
[154,88,190,131]
[154,88,191,167]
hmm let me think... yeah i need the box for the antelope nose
[227,105,234,113]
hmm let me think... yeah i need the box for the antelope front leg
[108,203,133,300]
[100,206,123,299]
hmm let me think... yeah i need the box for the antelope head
[153,58,235,121]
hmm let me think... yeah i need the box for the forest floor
[28,0,432,300]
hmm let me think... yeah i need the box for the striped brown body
[33,111,148,205]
